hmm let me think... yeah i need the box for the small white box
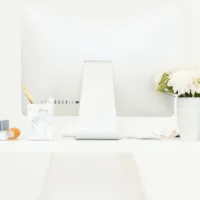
[28,104,54,140]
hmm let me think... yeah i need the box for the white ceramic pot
[177,98,200,141]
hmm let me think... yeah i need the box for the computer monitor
[21,5,177,117]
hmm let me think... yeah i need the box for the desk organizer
[27,104,54,140]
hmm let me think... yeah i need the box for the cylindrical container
[177,98,200,141]
[27,104,54,140]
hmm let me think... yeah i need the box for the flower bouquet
[155,64,200,141]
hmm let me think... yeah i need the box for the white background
[1,1,200,200]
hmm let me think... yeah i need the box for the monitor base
[74,61,119,139]
[75,132,122,140]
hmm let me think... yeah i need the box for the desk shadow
[39,153,148,200]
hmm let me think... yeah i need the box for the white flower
[155,62,200,97]
[167,68,200,96]
[192,77,200,94]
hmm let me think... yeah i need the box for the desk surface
[0,136,199,153]
[0,137,200,200]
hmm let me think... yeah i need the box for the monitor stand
[75,61,120,140]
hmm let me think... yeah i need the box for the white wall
[0,0,199,136]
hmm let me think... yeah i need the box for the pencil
[21,85,34,104]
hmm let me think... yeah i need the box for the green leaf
[157,73,174,94]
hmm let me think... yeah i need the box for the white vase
[177,98,200,141]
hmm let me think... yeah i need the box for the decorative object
[155,64,200,141]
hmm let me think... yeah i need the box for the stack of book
[0,120,9,140]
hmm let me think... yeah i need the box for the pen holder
[27,104,54,141]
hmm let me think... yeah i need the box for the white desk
[0,138,200,200]
[0,137,199,153]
